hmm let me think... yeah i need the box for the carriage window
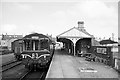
[40,39,49,50]
[32,40,39,50]
[23,39,49,51]
[26,41,31,50]
[23,40,32,50]
[35,41,39,50]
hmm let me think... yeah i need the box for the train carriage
[21,33,55,69]
[12,33,55,69]
[11,39,23,60]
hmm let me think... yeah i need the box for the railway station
[1,0,119,79]
[1,21,119,80]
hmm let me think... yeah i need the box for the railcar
[11,39,23,61]
[21,33,55,69]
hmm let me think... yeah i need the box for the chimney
[78,21,85,30]
[78,21,84,28]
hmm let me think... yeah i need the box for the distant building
[46,34,56,44]
[1,33,23,40]
[118,37,120,58]
[0,34,23,50]
[118,37,120,45]
[113,38,119,72]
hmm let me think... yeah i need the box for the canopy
[57,27,94,38]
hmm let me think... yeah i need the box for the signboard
[32,36,39,39]
[97,48,107,54]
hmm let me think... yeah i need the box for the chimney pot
[78,21,84,29]
[78,21,84,25]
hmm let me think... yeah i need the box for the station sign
[32,36,39,39]
[97,48,107,54]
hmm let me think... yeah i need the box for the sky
[0,0,119,41]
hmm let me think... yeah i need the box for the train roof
[12,39,23,43]
[12,33,55,43]
[23,33,54,43]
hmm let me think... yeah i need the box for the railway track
[20,70,46,80]
[2,60,21,72]
[2,60,18,67]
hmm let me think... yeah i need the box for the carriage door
[19,44,22,53]
[33,40,39,50]
[15,47,18,53]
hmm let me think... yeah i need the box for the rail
[2,61,21,72]
[20,70,46,80]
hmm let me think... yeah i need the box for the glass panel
[23,39,49,51]
[40,39,49,50]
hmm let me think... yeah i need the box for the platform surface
[46,50,119,78]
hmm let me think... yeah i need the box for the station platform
[46,50,119,78]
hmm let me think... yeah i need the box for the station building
[56,21,100,56]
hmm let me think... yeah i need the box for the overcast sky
[0,0,118,41]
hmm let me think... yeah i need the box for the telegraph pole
[112,33,114,41]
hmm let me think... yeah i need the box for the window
[40,39,49,50]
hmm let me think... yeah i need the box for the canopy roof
[57,27,94,38]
